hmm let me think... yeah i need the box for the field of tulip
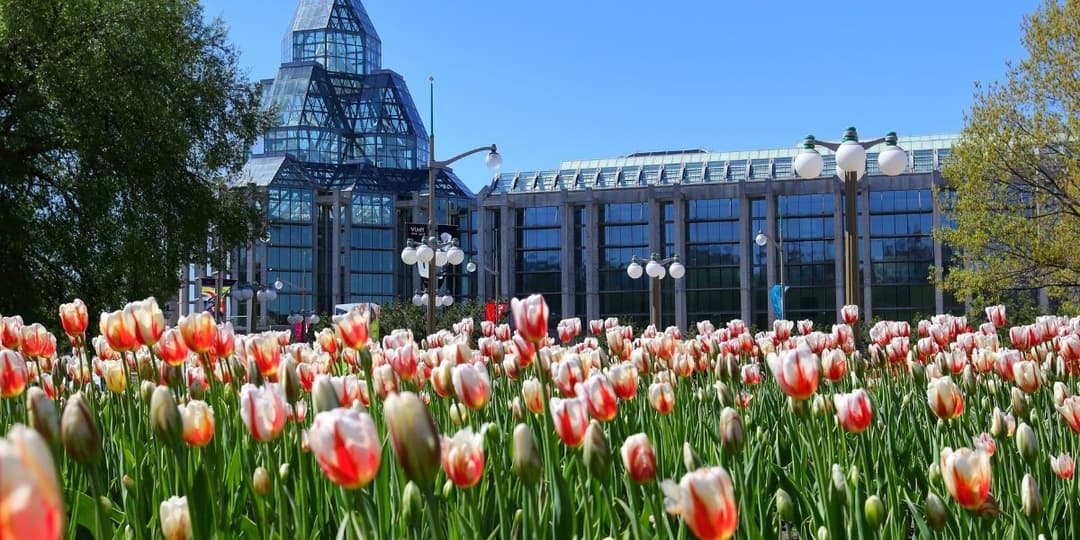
[2,295,1080,539]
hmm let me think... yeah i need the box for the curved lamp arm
[433,144,498,169]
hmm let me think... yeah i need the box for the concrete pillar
[475,204,489,302]
[411,197,424,296]
[259,240,269,330]
[331,191,342,307]
[309,188,319,314]
[673,192,688,331]
[738,196,752,324]
[585,201,600,322]
[833,189,846,322]
[765,194,777,324]
[860,188,873,321]
[648,194,663,328]
[932,183,945,314]
[194,265,205,313]
[500,206,515,300]
[246,242,255,333]
[560,200,574,321]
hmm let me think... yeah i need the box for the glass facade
[515,207,562,320]
[599,203,650,325]
[778,194,837,323]
[480,135,962,330]
[868,189,936,321]
[686,199,741,325]
[230,0,477,330]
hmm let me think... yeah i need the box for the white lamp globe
[307,314,320,325]
[835,140,867,174]
[442,295,454,307]
[645,260,663,279]
[412,294,423,306]
[447,246,465,266]
[420,293,430,306]
[466,261,477,273]
[755,232,768,247]
[274,280,284,290]
[656,265,667,280]
[401,246,418,265]
[486,151,503,170]
[440,232,453,244]
[416,244,434,263]
[434,249,448,267]
[668,261,686,280]
[627,262,643,279]
[794,148,825,178]
[256,290,266,302]
[265,290,278,302]
[877,144,907,176]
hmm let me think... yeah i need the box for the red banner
[485,302,509,323]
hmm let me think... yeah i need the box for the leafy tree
[0,0,272,326]
[937,0,1080,313]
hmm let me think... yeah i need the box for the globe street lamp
[626,254,686,328]
[793,128,906,309]
[755,230,787,319]
[404,77,501,336]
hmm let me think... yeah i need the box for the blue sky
[200,0,1038,192]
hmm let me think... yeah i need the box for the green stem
[423,490,446,540]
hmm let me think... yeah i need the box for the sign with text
[408,223,460,243]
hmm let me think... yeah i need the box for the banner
[769,284,789,321]
[485,302,510,323]
[200,278,236,319]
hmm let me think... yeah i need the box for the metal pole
[427,143,437,337]
[651,276,661,328]
[778,240,785,316]
[844,170,860,308]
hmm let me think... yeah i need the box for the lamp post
[626,254,686,328]
[755,230,786,319]
[287,312,321,341]
[232,282,279,332]
[401,77,502,336]
[793,128,907,309]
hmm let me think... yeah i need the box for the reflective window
[268,188,313,222]
[352,193,393,225]
[686,199,741,323]
[777,194,837,322]
[868,189,936,319]
[600,203,649,321]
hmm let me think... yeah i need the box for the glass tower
[231,0,474,330]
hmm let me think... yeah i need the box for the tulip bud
[1021,473,1041,518]
[817,525,829,540]
[61,392,101,464]
[442,479,453,499]
[151,386,184,448]
[512,424,542,485]
[714,381,734,407]
[719,407,745,454]
[831,464,847,499]
[253,467,271,496]
[789,396,808,417]
[864,495,886,530]
[159,496,192,540]
[123,475,135,490]
[583,421,612,478]
[450,403,468,426]
[682,442,704,472]
[140,380,156,404]
[384,391,442,490]
[27,386,60,444]
[924,492,948,530]
[1011,386,1029,418]
[480,422,501,448]
[775,488,797,522]
[137,356,155,382]
[1016,422,1039,463]
[847,464,860,489]
[246,358,265,386]
[928,462,941,485]
[401,481,423,527]
[510,397,525,421]
[282,359,301,404]
[188,379,206,401]
[311,375,339,414]
[811,394,831,416]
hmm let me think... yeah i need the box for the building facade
[475,135,963,331]
[177,0,477,331]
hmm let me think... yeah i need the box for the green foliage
[937,0,1080,313]
[378,300,488,339]
[0,0,273,325]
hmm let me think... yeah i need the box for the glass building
[476,135,965,331]
[193,0,476,331]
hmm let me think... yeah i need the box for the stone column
[860,188,873,321]
[500,205,515,300]
[673,191,688,331]
[932,183,945,314]
[585,201,600,322]
[738,196,752,323]
[331,191,342,307]
[833,189,846,321]
[765,194,778,324]
[560,199,575,320]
